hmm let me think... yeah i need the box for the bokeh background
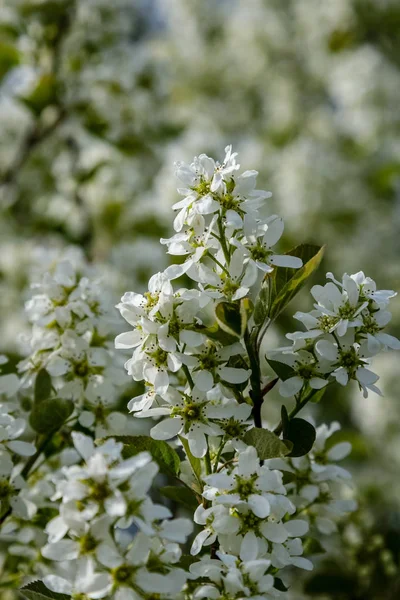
[0,1,399,597]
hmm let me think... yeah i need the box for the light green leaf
[34,369,52,404]
[160,485,199,510]
[20,580,70,600]
[29,398,73,434]
[243,427,293,459]
[267,244,325,320]
[304,386,327,404]
[0,42,20,82]
[215,300,248,338]
[21,74,58,116]
[116,435,181,478]
[253,281,270,326]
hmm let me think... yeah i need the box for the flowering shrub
[0,147,398,599]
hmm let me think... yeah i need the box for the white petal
[195,370,214,392]
[264,218,284,247]
[357,367,379,385]
[42,540,78,561]
[279,376,303,398]
[270,254,302,269]
[240,531,259,561]
[115,331,141,349]
[180,330,205,347]
[6,441,36,456]
[316,340,338,361]
[291,556,314,571]
[310,377,328,390]
[248,494,270,518]
[151,418,182,440]
[217,367,251,384]
[189,431,207,458]
[327,442,352,461]
[285,519,309,537]
[376,333,400,350]
[42,576,72,595]
[261,521,288,543]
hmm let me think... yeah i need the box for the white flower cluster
[0,356,36,520]
[194,446,312,569]
[270,271,400,398]
[0,145,397,599]
[116,146,302,458]
[40,432,193,600]
[268,422,357,536]
[19,257,127,436]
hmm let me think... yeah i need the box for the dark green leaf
[215,301,247,338]
[179,436,202,484]
[281,405,290,437]
[20,580,71,600]
[266,359,296,382]
[160,486,198,510]
[243,427,293,459]
[116,436,181,478]
[283,418,316,457]
[29,398,73,434]
[34,369,52,404]
[274,577,289,592]
[267,245,325,320]
[304,572,357,595]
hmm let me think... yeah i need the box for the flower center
[79,533,98,554]
[148,347,168,368]
[112,565,134,584]
[233,474,257,500]
[318,315,339,332]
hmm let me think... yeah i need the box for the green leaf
[116,436,181,478]
[179,435,202,484]
[303,538,327,556]
[21,74,58,116]
[253,281,270,326]
[0,42,20,82]
[267,244,325,320]
[177,555,199,570]
[29,398,73,434]
[34,369,52,404]
[304,386,327,404]
[215,301,247,338]
[281,405,290,436]
[243,428,293,460]
[20,580,70,600]
[160,486,198,510]
[203,323,238,346]
[266,359,296,381]
[283,418,316,457]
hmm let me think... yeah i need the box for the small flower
[315,333,380,397]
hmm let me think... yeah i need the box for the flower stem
[182,364,194,389]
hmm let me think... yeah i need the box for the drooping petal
[150,417,182,440]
